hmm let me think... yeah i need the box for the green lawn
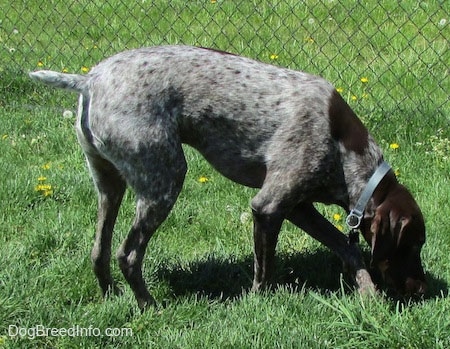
[1,1,449,348]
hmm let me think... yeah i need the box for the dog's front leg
[287,203,376,294]
[251,209,284,292]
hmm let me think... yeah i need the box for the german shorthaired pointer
[30,45,426,310]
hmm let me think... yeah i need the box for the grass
[1,1,449,348]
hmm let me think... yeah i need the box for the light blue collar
[346,161,392,229]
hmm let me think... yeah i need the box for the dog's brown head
[361,175,426,296]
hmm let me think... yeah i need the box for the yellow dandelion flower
[394,169,400,176]
[210,0,217,3]
[35,183,53,197]
[37,61,44,67]
[360,77,369,83]
[351,95,357,101]
[336,224,344,232]
[62,68,69,73]
[270,54,279,60]
[333,213,342,221]
[37,176,47,181]
[389,143,400,150]
[35,183,51,191]
[198,175,209,183]
[81,66,90,73]
[2,134,8,140]
[42,163,51,170]
[336,87,344,94]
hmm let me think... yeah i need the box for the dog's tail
[29,70,88,94]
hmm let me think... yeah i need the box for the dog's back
[31,46,339,189]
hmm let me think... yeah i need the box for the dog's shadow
[156,249,448,301]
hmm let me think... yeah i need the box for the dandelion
[270,54,279,60]
[360,77,369,83]
[332,213,344,231]
[62,68,69,73]
[333,213,342,221]
[63,110,74,118]
[351,95,357,101]
[35,175,53,196]
[198,175,209,183]
[42,162,51,170]
[210,0,217,3]
[336,87,344,94]
[2,134,8,140]
[240,212,252,224]
[394,169,400,176]
[37,61,44,67]
[81,66,90,73]
[389,143,399,150]
[35,183,53,197]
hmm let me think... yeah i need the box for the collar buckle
[345,161,392,244]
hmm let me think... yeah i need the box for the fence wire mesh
[1,0,448,125]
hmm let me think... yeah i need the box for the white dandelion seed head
[63,110,74,118]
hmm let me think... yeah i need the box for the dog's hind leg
[114,137,187,310]
[76,93,127,298]
[86,154,126,297]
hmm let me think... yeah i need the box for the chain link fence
[1,0,448,128]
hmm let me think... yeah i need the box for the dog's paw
[355,269,378,295]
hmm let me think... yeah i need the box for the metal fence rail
[2,0,448,123]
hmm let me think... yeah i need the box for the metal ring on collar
[346,211,363,229]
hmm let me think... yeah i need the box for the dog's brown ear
[368,210,386,266]
[395,216,411,247]
[368,207,393,266]
[369,212,381,256]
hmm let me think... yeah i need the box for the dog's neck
[339,136,385,211]
[370,171,398,206]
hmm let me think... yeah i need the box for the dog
[29,45,426,310]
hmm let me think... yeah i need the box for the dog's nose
[405,277,427,295]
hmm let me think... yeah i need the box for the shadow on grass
[157,249,448,302]
[158,249,351,300]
